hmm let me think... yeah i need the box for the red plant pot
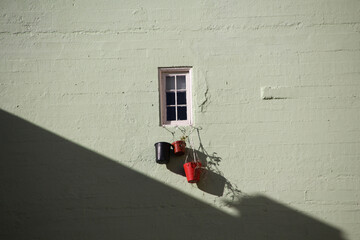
[172,141,186,156]
[183,162,202,183]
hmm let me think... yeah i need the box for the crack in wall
[199,86,210,112]
[199,71,211,113]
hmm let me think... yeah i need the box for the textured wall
[0,0,359,239]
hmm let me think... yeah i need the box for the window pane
[166,76,175,90]
[166,92,175,105]
[177,92,186,105]
[177,107,187,120]
[177,75,186,89]
[167,107,176,121]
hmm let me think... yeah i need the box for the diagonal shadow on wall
[0,109,346,240]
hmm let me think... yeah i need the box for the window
[158,67,193,126]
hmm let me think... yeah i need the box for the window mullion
[162,74,166,122]
[174,75,178,121]
[186,73,190,123]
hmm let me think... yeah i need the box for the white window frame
[158,67,193,126]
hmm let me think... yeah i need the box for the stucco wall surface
[1,0,360,239]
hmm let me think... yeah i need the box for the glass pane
[167,107,176,121]
[166,76,175,90]
[176,75,186,89]
[177,92,186,105]
[166,92,175,105]
[177,107,187,120]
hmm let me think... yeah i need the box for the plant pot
[172,141,186,156]
[183,162,202,183]
[154,142,172,164]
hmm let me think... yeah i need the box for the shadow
[0,109,346,240]
[197,169,226,196]
[188,129,239,198]
[165,150,186,176]
[165,148,226,196]
[226,195,345,240]
[166,148,207,177]
[165,147,226,196]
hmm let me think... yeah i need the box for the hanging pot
[183,162,202,183]
[154,142,172,164]
[172,140,186,156]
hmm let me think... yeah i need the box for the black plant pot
[154,142,172,164]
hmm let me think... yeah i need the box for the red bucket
[172,141,186,156]
[183,162,202,183]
